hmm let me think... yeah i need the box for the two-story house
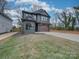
[21,9,50,32]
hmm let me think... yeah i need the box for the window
[41,16,48,22]
[45,17,48,21]
[33,15,36,20]
[37,15,41,22]
[26,24,32,30]
[28,14,32,17]
[26,13,28,16]
[24,13,29,18]
[41,16,43,21]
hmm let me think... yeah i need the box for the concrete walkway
[37,32,79,42]
[0,32,18,40]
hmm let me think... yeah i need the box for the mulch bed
[50,30,79,35]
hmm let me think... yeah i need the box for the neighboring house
[21,9,50,32]
[0,13,12,33]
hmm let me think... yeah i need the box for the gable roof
[33,9,50,17]
[0,12,12,21]
[22,9,50,18]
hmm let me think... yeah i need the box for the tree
[74,6,79,10]
[71,16,76,30]
[0,0,7,13]
[74,6,79,25]
[56,10,72,30]
[73,6,79,30]
[15,8,24,33]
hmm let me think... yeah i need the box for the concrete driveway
[37,32,79,42]
[0,32,18,40]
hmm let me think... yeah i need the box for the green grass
[0,33,79,59]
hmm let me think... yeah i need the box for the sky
[6,0,79,16]
[6,0,79,9]
[41,0,79,8]
[5,0,79,25]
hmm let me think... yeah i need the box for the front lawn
[0,33,79,59]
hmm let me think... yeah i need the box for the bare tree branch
[56,10,74,29]
[0,0,7,13]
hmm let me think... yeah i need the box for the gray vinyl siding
[0,15,12,33]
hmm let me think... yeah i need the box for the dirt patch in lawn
[0,33,79,59]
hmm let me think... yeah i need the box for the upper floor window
[33,15,36,20]
[37,15,41,21]
[28,14,32,16]
[41,16,48,22]
[24,13,33,18]
[45,17,48,21]
[24,13,29,18]
[41,16,44,21]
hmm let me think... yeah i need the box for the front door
[35,23,38,32]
